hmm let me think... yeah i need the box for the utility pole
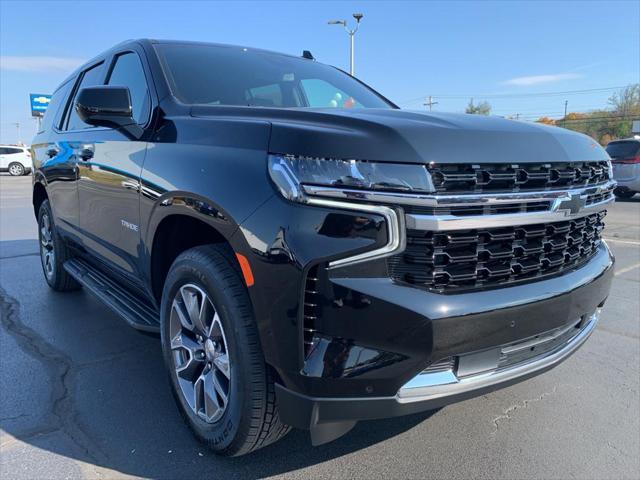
[328,13,364,76]
[563,100,568,126]
[424,96,438,111]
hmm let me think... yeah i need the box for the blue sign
[30,93,52,117]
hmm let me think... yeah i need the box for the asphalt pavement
[1,174,639,479]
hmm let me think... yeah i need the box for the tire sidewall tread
[37,200,80,292]
[160,244,289,456]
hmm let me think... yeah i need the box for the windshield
[155,43,393,109]
[606,141,640,159]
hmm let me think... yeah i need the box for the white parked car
[0,145,33,176]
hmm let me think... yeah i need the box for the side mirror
[75,86,142,138]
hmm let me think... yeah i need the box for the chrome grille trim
[406,191,613,231]
[302,180,615,208]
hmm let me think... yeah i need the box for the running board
[64,258,160,333]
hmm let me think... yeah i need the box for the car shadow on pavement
[0,239,439,479]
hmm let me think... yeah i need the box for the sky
[1,0,639,145]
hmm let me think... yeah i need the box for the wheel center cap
[204,338,216,361]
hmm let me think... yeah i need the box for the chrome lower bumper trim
[397,310,600,403]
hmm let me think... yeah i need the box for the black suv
[32,39,615,456]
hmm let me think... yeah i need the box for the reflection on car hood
[190,106,609,164]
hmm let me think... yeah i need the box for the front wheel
[8,162,25,176]
[160,245,290,456]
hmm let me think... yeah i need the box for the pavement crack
[490,385,559,435]
[0,285,108,464]
[606,440,625,457]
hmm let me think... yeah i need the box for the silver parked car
[607,138,640,199]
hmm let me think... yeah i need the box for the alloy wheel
[40,213,55,279]
[9,163,24,176]
[169,283,231,423]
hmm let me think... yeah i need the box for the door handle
[46,148,59,158]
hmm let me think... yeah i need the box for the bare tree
[608,84,640,116]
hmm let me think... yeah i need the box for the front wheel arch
[149,213,239,304]
[33,181,48,219]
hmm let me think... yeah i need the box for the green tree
[557,84,639,145]
[465,98,491,115]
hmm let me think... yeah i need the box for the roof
[147,38,304,60]
[55,38,311,91]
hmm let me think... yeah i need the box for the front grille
[388,211,606,293]
[428,161,611,194]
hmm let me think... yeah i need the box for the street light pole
[328,13,363,76]
[350,29,355,76]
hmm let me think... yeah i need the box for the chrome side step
[64,258,160,333]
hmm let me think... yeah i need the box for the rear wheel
[614,188,636,200]
[160,245,290,456]
[8,162,25,176]
[37,200,81,291]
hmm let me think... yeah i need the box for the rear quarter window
[39,80,73,133]
[2,147,24,155]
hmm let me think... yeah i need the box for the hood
[190,106,608,164]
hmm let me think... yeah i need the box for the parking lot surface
[1,174,639,479]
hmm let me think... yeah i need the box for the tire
[8,162,25,176]
[160,245,290,456]
[37,200,81,291]
[614,188,636,200]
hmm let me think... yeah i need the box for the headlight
[268,154,435,202]
[606,160,613,179]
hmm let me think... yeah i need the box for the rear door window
[300,79,363,108]
[246,83,283,107]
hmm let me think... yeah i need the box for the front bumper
[275,243,613,444]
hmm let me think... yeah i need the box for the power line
[522,115,639,124]
[398,85,628,104]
